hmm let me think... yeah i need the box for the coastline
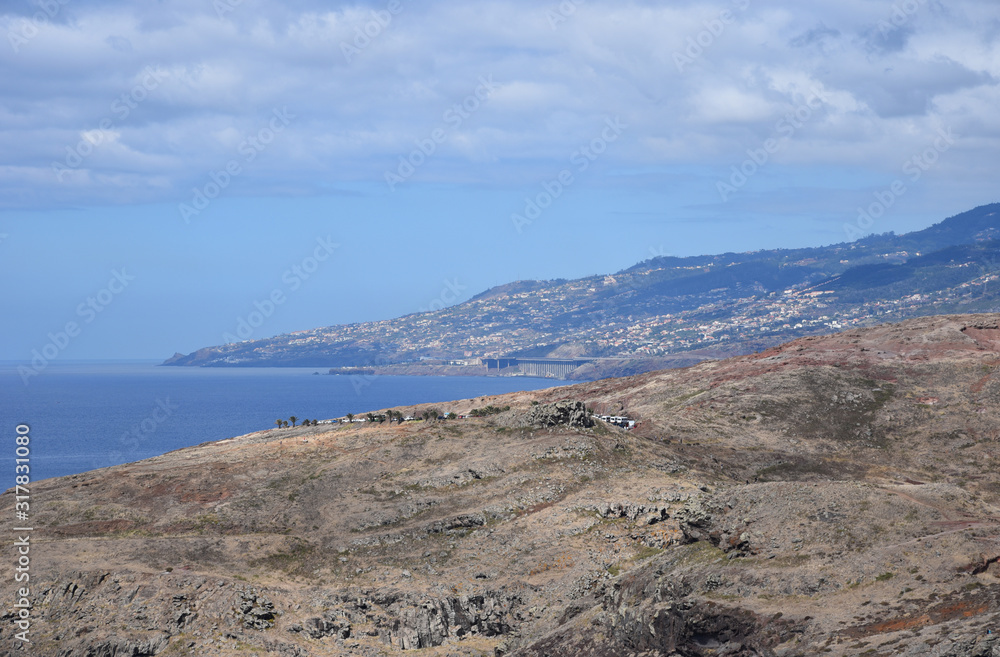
[162,354,720,381]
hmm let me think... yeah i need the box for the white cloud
[688,86,776,124]
[0,0,996,210]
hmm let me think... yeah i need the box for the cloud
[105,35,133,52]
[0,0,996,210]
[789,22,842,50]
[863,23,914,55]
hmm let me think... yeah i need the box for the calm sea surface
[1,361,567,482]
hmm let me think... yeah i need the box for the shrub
[470,405,510,417]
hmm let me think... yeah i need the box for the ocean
[1,361,567,482]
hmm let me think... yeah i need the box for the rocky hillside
[164,204,1000,376]
[7,314,1000,656]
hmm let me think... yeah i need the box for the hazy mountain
[165,203,1000,376]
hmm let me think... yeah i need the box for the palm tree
[282,420,289,428]
[346,413,355,423]
[289,416,298,427]
[312,419,319,426]
[275,419,283,429]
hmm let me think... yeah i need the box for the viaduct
[481,357,593,378]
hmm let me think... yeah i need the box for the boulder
[525,401,594,428]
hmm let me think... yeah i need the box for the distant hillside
[165,204,1000,376]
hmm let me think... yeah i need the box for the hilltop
[164,204,1000,377]
[10,314,1000,656]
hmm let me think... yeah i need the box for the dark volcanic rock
[524,401,594,428]
[516,573,792,657]
[674,496,715,543]
[301,612,351,639]
[386,591,522,650]
[55,632,171,657]
[237,587,277,630]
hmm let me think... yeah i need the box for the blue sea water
[1,361,566,482]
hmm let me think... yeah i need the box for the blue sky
[1,0,998,360]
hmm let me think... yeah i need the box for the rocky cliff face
[517,574,794,657]
[386,590,521,650]
[6,314,1000,656]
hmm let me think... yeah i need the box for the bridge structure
[481,357,593,378]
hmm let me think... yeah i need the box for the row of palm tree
[273,408,461,430]
[363,409,405,424]
[344,409,457,423]
[274,416,319,429]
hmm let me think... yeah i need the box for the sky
[0,0,998,360]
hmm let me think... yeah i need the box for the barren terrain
[6,314,1000,656]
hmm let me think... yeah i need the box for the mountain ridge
[164,203,1000,375]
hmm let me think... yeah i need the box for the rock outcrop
[236,587,278,630]
[54,633,172,657]
[384,591,521,650]
[518,574,793,657]
[524,400,594,428]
